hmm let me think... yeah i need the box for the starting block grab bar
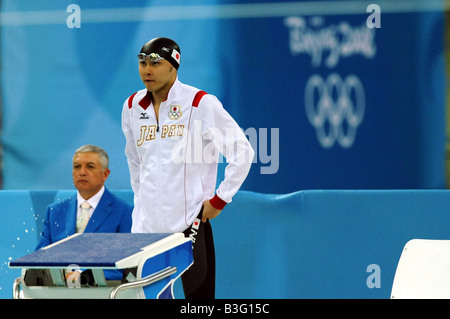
[109,266,177,299]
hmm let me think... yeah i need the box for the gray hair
[73,144,109,169]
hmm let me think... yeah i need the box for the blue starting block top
[9,233,173,268]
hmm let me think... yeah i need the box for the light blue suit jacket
[36,188,133,280]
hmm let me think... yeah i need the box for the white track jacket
[122,78,254,233]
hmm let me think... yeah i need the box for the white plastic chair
[391,239,450,299]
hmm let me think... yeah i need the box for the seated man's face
[72,152,110,199]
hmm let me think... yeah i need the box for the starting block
[9,233,193,299]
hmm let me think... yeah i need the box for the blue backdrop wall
[0,0,446,193]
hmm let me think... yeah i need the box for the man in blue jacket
[36,145,133,280]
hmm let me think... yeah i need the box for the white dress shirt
[76,186,105,220]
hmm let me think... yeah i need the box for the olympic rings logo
[305,73,365,148]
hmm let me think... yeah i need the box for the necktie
[76,201,91,233]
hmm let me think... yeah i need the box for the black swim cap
[138,37,181,70]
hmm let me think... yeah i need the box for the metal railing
[109,266,177,299]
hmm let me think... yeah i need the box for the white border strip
[0,1,446,26]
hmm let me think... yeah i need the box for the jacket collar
[83,187,113,233]
[139,77,181,110]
